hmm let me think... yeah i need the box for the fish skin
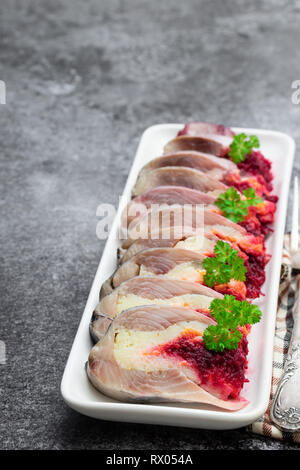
[90,309,113,342]
[87,305,248,410]
[100,276,115,299]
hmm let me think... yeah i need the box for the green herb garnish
[229,133,260,163]
[215,187,263,223]
[203,240,247,288]
[203,325,242,352]
[203,295,262,352]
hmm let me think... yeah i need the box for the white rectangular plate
[61,124,295,430]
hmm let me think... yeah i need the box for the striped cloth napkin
[247,234,300,443]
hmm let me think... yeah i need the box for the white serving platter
[61,124,295,430]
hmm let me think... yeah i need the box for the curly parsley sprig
[203,240,247,288]
[215,187,263,223]
[203,325,243,352]
[228,133,260,164]
[203,295,262,352]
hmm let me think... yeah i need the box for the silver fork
[270,176,300,431]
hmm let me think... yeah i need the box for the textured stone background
[1,0,300,450]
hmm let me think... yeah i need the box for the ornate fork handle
[271,340,300,431]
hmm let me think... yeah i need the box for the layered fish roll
[120,230,217,264]
[100,247,247,301]
[87,305,248,410]
[91,277,222,342]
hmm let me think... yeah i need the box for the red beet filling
[237,151,274,192]
[244,254,266,298]
[160,333,248,400]
[239,215,263,237]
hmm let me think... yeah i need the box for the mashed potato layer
[114,322,206,371]
[116,293,212,314]
[140,261,205,282]
[175,236,214,253]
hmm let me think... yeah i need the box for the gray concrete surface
[1,0,300,450]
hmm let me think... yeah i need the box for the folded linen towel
[247,234,300,443]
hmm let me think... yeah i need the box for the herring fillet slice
[122,205,248,252]
[91,277,223,341]
[119,231,195,265]
[119,229,217,264]
[137,151,237,179]
[122,203,205,250]
[87,305,247,410]
[100,247,206,298]
[121,185,216,230]
[163,122,235,156]
[163,135,232,157]
[132,166,227,197]
[100,277,223,315]
[177,122,235,138]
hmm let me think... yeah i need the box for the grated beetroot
[237,151,274,192]
[244,254,266,298]
[240,218,272,237]
[160,332,248,400]
[265,194,278,203]
[239,208,263,237]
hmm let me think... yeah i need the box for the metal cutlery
[271,176,300,431]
